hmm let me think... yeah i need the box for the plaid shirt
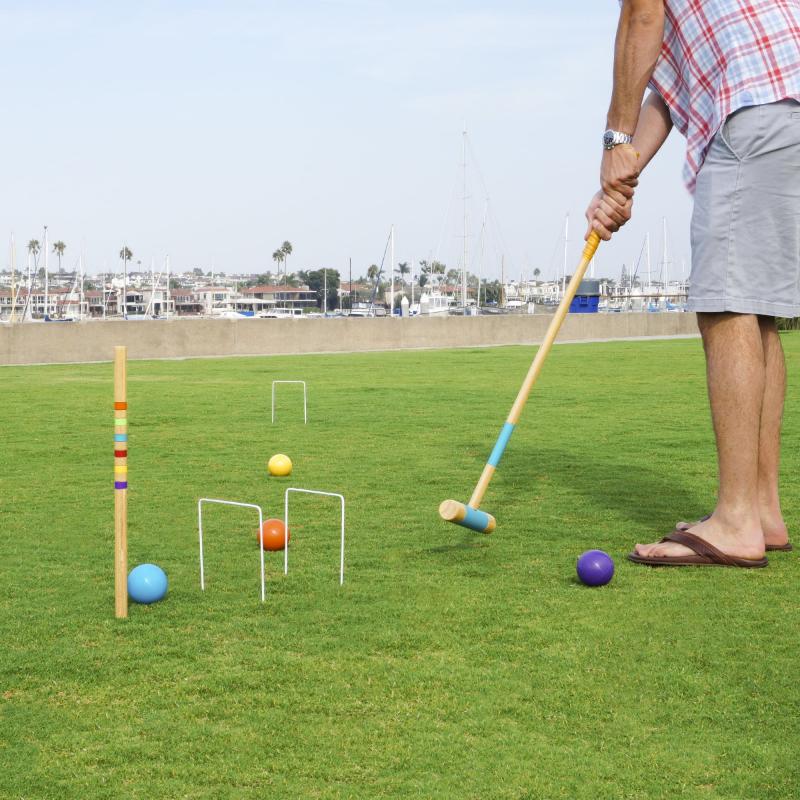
[645,0,800,191]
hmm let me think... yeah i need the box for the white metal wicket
[271,380,307,424]
[284,488,346,585]
[198,498,266,603]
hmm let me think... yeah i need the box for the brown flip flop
[676,515,792,552]
[628,529,768,568]
[767,542,794,552]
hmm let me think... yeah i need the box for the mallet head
[439,499,496,534]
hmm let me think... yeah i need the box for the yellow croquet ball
[268,453,293,477]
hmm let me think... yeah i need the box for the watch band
[603,129,633,150]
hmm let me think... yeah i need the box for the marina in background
[1,134,688,324]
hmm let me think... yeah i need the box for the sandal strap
[663,530,738,566]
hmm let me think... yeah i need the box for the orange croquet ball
[267,453,293,477]
[258,518,290,551]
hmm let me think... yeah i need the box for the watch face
[603,130,614,148]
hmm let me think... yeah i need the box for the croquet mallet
[439,231,601,533]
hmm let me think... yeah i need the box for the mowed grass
[1,335,799,800]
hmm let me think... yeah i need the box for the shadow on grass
[568,576,615,588]
[500,444,709,534]
[427,536,491,554]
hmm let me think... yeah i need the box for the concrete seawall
[0,313,699,366]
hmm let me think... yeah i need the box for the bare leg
[635,312,765,559]
[673,315,790,546]
[757,316,789,547]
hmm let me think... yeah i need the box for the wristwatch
[603,129,633,150]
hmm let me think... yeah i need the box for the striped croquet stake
[114,346,128,618]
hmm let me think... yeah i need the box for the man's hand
[588,93,673,242]
[585,189,633,241]
[601,143,640,197]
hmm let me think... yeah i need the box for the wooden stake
[114,346,128,618]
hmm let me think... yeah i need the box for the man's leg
[757,315,789,547]
[635,312,766,559]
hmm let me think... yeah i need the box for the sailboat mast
[662,217,668,301]
[478,201,487,308]
[102,263,108,319]
[25,250,31,321]
[165,255,171,319]
[44,225,49,320]
[79,251,85,321]
[122,245,126,319]
[462,126,468,312]
[389,224,395,316]
[10,233,16,323]
[562,214,569,297]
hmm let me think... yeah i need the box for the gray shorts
[688,99,800,318]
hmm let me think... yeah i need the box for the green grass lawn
[1,336,799,799]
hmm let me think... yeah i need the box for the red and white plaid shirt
[646,0,800,191]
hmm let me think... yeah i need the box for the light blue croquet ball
[127,563,168,604]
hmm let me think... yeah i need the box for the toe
[650,541,693,559]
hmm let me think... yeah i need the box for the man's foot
[674,511,790,551]
[628,529,768,568]
[633,515,766,561]
[759,511,791,550]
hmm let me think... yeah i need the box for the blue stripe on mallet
[488,422,515,467]
[461,505,496,532]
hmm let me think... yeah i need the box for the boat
[348,302,387,318]
[418,291,454,316]
[211,309,253,319]
[209,300,254,318]
[257,307,305,319]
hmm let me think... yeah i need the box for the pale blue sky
[1,1,692,282]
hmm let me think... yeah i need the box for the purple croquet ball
[576,549,615,587]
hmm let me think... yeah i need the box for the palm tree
[53,241,66,273]
[272,249,285,284]
[24,240,41,317]
[396,262,410,286]
[533,268,541,280]
[418,260,430,290]
[120,246,133,318]
[281,241,293,285]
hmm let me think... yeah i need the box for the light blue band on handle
[461,505,494,533]
[487,422,516,468]
[114,434,128,443]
